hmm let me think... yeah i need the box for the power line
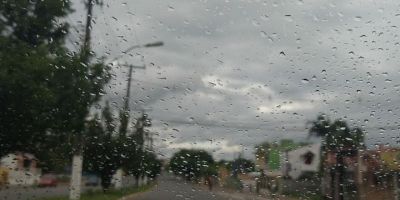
[151,117,306,131]
[148,116,400,132]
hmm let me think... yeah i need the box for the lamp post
[107,41,164,64]
[110,41,162,189]
[110,41,163,136]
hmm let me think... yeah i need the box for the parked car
[85,175,99,186]
[38,174,58,187]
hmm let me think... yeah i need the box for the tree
[121,135,142,186]
[169,149,215,181]
[308,114,365,150]
[231,158,255,175]
[309,115,365,199]
[84,103,161,190]
[255,141,271,164]
[142,151,162,179]
[119,112,154,185]
[0,0,71,157]
[84,103,120,191]
[0,0,71,48]
[0,0,110,171]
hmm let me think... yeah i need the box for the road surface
[129,175,220,200]
[127,174,277,200]
[0,175,270,200]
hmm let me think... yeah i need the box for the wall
[0,153,41,186]
[285,143,321,179]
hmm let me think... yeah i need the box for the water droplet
[260,31,267,37]
[168,5,175,11]
[354,16,362,21]
[261,15,269,21]
[284,14,293,22]
[301,79,309,83]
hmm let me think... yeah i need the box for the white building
[282,143,321,180]
[0,152,41,185]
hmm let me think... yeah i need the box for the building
[255,139,304,173]
[0,152,41,185]
[283,143,321,180]
[357,146,400,200]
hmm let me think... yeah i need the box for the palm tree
[308,114,332,138]
[309,114,364,150]
[309,114,365,199]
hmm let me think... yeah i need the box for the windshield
[0,0,399,200]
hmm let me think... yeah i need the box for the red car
[38,174,58,187]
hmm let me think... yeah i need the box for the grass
[39,184,154,200]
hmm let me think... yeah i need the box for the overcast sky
[68,0,400,160]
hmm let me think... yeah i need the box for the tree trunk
[135,175,139,187]
[101,173,112,192]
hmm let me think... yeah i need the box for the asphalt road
[130,175,220,200]
[0,185,99,200]
[0,175,262,200]
[128,174,277,200]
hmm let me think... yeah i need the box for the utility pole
[119,64,145,137]
[70,0,93,199]
[123,64,145,112]
[124,65,134,112]
[111,42,162,137]
[81,0,93,62]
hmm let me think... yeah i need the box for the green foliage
[308,114,365,176]
[0,0,110,172]
[121,146,162,180]
[84,103,124,190]
[141,151,162,178]
[255,139,308,171]
[0,0,72,48]
[308,114,365,150]
[84,103,161,190]
[255,141,271,162]
[169,149,215,181]
[231,158,255,175]
[120,114,160,180]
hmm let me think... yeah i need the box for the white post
[138,177,142,187]
[143,176,148,185]
[69,154,83,200]
[114,169,123,189]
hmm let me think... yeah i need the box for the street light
[115,41,162,188]
[111,41,163,136]
[107,41,164,64]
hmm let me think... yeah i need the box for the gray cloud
[68,0,400,160]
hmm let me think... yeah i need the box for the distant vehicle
[85,175,99,186]
[38,174,58,187]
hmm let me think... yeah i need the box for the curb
[117,184,156,200]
